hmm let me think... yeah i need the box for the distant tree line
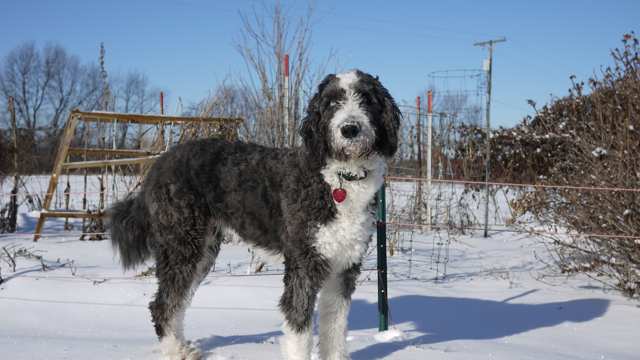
[0,42,160,175]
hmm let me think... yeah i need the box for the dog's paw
[160,336,203,360]
[182,342,203,360]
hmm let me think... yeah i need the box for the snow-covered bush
[507,33,640,296]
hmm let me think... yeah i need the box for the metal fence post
[376,184,389,331]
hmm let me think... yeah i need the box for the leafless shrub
[507,33,640,297]
[233,1,335,147]
[0,244,63,283]
[0,43,103,174]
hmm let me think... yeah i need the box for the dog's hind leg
[150,223,222,360]
[318,263,361,360]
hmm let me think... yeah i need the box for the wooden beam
[67,147,159,157]
[34,113,79,241]
[71,109,243,126]
[39,210,104,219]
[62,155,160,170]
[34,211,104,240]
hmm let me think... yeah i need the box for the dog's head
[301,70,401,164]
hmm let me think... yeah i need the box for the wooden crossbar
[39,210,103,219]
[67,148,159,157]
[71,110,243,125]
[62,156,160,170]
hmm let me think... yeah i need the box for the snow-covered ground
[0,179,638,359]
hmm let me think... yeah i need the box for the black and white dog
[108,69,400,360]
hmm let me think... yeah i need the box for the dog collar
[333,168,368,203]
[337,169,369,182]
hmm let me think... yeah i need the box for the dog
[108,69,400,360]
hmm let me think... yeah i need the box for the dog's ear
[300,74,336,160]
[373,76,401,158]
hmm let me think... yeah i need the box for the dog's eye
[329,100,339,107]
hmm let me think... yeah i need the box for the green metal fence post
[376,184,389,331]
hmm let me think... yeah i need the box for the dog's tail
[108,195,152,269]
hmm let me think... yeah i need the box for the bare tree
[0,42,103,172]
[0,42,52,130]
[235,1,334,147]
[114,71,160,147]
[437,91,470,126]
[0,43,101,132]
[179,79,248,142]
[45,45,101,133]
[197,79,247,118]
[0,42,163,175]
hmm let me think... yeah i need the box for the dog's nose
[340,123,360,139]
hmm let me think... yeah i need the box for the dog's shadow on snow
[192,292,609,359]
[348,293,610,359]
[195,330,281,354]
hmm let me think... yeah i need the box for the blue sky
[1,0,637,127]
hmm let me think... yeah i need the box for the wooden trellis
[33,109,242,241]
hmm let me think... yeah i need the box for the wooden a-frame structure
[33,109,242,241]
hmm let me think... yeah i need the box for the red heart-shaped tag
[332,188,347,203]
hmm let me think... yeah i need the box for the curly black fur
[107,70,401,355]
[107,195,151,269]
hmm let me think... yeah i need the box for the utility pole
[474,37,506,238]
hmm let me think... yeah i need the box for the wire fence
[375,173,640,281]
[1,173,638,283]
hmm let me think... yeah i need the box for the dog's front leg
[318,263,360,360]
[279,254,329,360]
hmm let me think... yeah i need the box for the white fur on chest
[314,157,385,271]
